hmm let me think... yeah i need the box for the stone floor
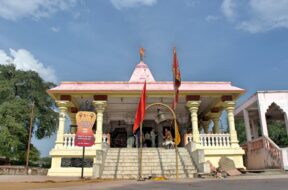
[1,174,288,190]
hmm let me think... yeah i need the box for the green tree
[267,120,288,147]
[0,64,58,163]
[235,119,247,145]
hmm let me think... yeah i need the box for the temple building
[47,49,245,178]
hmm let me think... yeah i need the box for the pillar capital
[186,101,201,111]
[68,113,77,124]
[56,101,70,113]
[223,101,236,111]
[92,101,107,113]
[210,112,221,119]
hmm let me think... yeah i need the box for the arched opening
[266,103,288,147]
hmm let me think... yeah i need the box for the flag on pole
[172,47,181,109]
[133,81,147,134]
[172,47,181,145]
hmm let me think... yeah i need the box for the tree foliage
[0,64,58,162]
[235,119,247,145]
[267,120,288,147]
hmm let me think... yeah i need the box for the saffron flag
[133,81,146,134]
[172,47,181,109]
[172,47,181,145]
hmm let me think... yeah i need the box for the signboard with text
[75,111,96,147]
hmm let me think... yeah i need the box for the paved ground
[1,174,288,190]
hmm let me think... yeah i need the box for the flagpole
[173,47,179,179]
[173,90,179,180]
[138,122,144,181]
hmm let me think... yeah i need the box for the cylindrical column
[202,120,210,134]
[69,113,77,134]
[243,109,252,141]
[211,113,221,134]
[223,101,239,147]
[93,101,107,148]
[55,101,70,148]
[186,101,201,147]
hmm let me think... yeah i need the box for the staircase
[101,147,197,179]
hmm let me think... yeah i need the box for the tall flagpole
[173,47,179,179]
[174,91,179,179]
[138,123,144,181]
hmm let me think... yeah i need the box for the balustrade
[62,134,108,148]
[185,133,231,147]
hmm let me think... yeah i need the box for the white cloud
[205,15,220,22]
[221,0,237,21]
[0,0,77,21]
[0,49,57,82]
[221,0,288,33]
[51,26,60,32]
[110,0,157,10]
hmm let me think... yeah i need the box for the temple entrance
[110,128,127,148]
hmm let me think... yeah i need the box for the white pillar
[251,118,259,139]
[93,101,107,149]
[69,113,77,134]
[284,113,288,136]
[186,101,201,148]
[211,113,221,134]
[257,94,269,136]
[223,101,239,148]
[202,120,210,134]
[243,109,252,141]
[55,101,70,148]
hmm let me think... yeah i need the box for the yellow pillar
[223,101,239,147]
[69,113,77,134]
[93,101,107,149]
[211,112,221,134]
[55,101,70,148]
[186,101,201,148]
[202,120,210,134]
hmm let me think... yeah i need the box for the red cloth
[133,81,146,134]
[172,48,181,109]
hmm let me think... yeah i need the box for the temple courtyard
[1,174,288,190]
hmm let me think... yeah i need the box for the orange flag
[133,81,146,134]
[172,47,181,109]
[172,47,181,145]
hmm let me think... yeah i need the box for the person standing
[150,129,156,147]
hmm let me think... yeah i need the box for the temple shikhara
[47,49,245,178]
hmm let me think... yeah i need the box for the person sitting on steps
[163,128,174,149]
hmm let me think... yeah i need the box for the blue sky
[0,0,288,156]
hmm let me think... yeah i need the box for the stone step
[106,152,190,156]
[106,150,187,152]
[104,158,192,163]
[103,165,195,171]
[102,169,196,175]
[101,172,196,179]
[103,162,194,167]
[107,148,188,151]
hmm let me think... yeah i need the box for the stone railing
[200,134,231,147]
[185,133,231,147]
[243,136,284,169]
[63,134,108,148]
[263,137,282,166]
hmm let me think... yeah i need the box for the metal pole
[174,119,179,179]
[81,146,85,179]
[138,123,144,181]
[173,89,179,179]
[25,100,35,175]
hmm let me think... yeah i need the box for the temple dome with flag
[47,48,246,178]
